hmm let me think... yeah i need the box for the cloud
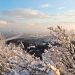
[2,8,75,24]
[0,20,8,28]
[41,3,50,8]
[14,23,50,34]
[3,8,49,18]
[1,8,75,33]
[2,8,75,23]
[57,7,64,10]
[0,20,8,25]
[44,10,75,23]
[8,22,75,34]
[63,10,75,16]
[0,7,75,34]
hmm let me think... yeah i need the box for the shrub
[48,26,75,54]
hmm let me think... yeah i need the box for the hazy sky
[0,0,75,33]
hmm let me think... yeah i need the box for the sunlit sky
[0,0,75,33]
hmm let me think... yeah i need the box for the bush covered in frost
[0,42,57,75]
[48,26,75,75]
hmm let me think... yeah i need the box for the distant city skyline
[0,0,75,33]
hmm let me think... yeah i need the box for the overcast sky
[0,0,75,33]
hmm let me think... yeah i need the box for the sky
[0,0,75,33]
